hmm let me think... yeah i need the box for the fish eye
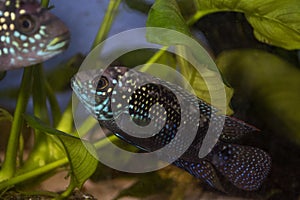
[18,15,37,34]
[96,77,109,90]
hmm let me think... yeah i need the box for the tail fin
[209,142,271,191]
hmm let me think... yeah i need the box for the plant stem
[19,65,58,172]
[140,46,169,72]
[74,116,97,138]
[0,158,68,190]
[56,101,73,134]
[187,9,220,25]
[41,0,50,8]
[46,80,62,127]
[59,181,76,199]
[32,65,49,122]
[94,134,118,149]
[187,7,231,26]
[0,67,33,180]
[91,0,122,49]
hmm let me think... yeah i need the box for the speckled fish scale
[0,0,69,70]
[71,66,272,191]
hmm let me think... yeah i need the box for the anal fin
[173,158,225,192]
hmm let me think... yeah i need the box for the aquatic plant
[0,0,299,199]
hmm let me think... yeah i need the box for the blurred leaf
[18,134,64,174]
[114,172,173,200]
[0,54,84,100]
[146,0,234,114]
[0,88,17,99]
[117,49,158,67]
[20,66,66,172]
[124,0,152,14]
[19,115,70,173]
[0,71,6,81]
[47,54,85,92]
[158,166,198,200]
[177,0,197,18]
[56,103,74,134]
[0,108,13,122]
[24,115,98,190]
[197,0,300,50]
[147,0,191,36]
[217,49,300,145]
[179,58,234,115]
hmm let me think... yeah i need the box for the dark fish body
[71,66,271,191]
[0,0,70,71]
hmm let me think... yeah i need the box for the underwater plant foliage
[0,0,299,199]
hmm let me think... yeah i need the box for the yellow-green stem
[41,0,50,8]
[91,0,122,49]
[0,67,33,180]
[187,9,228,25]
[140,46,169,72]
[0,158,68,190]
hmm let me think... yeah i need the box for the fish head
[71,66,130,120]
[0,0,70,70]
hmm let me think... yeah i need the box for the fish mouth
[45,32,70,52]
[71,75,83,97]
[71,75,98,115]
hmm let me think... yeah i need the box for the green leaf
[47,54,85,92]
[62,136,97,189]
[179,58,234,115]
[56,103,74,134]
[24,115,98,192]
[0,108,13,122]
[0,71,6,81]
[217,49,300,145]
[146,0,234,114]
[19,66,61,173]
[147,0,191,37]
[197,0,300,50]
[24,115,77,139]
[124,0,152,14]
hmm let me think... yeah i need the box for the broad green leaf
[146,0,234,114]
[197,0,300,50]
[217,49,300,145]
[0,108,13,122]
[179,58,234,115]
[147,0,191,37]
[61,134,98,196]
[24,115,98,190]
